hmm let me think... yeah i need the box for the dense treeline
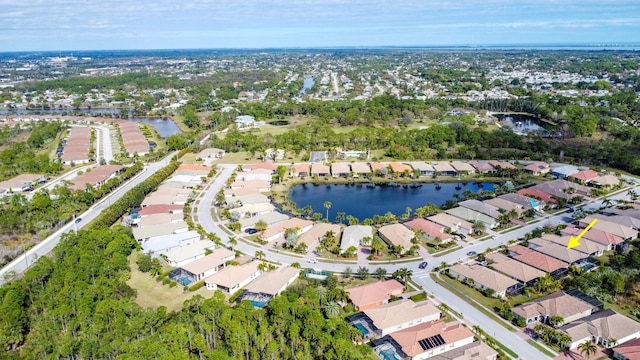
[26,121,65,148]
[20,72,182,94]
[0,227,375,359]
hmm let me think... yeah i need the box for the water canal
[288,181,499,221]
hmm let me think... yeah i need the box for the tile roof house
[428,341,498,360]
[177,248,236,282]
[331,162,351,177]
[560,226,624,251]
[204,261,261,293]
[517,188,557,205]
[291,163,310,177]
[260,218,313,242]
[499,193,543,211]
[559,309,640,349]
[349,300,441,339]
[428,213,474,235]
[540,233,605,257]
[485,252,545,285]
[579,216,638,241]
[0,173,46,193]
[527,237,589,264]
[488,160,517,170]
[141,230,201,254]
[386,319,475,359]
[133,222,190,242]
[138,204,184,216]
[524,161,550,175]
[197,147,226,159]
[469,161,496,173]
[445,206,499,229]
[483,197,525,216]
[163,240,217,267]
[350,162,372,175]
[389,162,413,175]
[569,169,600,184]
[240,266,300,308]
[310,163,330,177]
[297,223,343,248]
[237,211,289,231]
[450,161,475,174]
[378,223,415,253]
[242,163,278,172]
[370,162,390,174]
[532,179,591,199]
[448,263,520,298]
[613,337,640,360]
[508,245,569,274]
[432,162,456,176]
[403,219,452,243]
[458,199,502,219]
[340,225,373,252]
[512,292,595,326]
[591,174,620,188]
[410,162,435,176]
[346,279,405,311]
[550,165,580,179]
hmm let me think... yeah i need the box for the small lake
[288,181,499,221]
[496,114,545,135]
[0,108,182,138]
[299,75,314,96]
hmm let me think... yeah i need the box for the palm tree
[578,339,597,360]
[255,250,265,261]
[555,332,572,349]
[228,237,237,250]
[356,266,370,280]
[255,219,268,233]
[405,207,412,218]
[606,338,618,348]
[549,315,564,327]
[470,220,485,234]
[335,211,346,224]
[324,201,332,220]
[303,205,313,218]
[374,267,387,279]
[324,301,341,319]
[393,267,413,285]
[371,236,386,256]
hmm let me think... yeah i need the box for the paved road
[93,124,114,163]
[0,152,177,285]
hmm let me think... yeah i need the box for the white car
[492,235,499,240]
[307,258,318,264]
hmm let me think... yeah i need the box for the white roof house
[163,240,217,267]
[141,230,201,255]
[204,261,262,293]
[340,225,373,252]
[235,115,256,127]
[179,248,236,282]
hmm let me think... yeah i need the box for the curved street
[195,165,640,360]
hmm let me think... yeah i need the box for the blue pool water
[581,263,596,271]
[250,300,268,308]
[178,277,192,286]
[380,350,400,360]
[355,323,369,335]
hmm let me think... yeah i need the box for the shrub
[189,281,205,292]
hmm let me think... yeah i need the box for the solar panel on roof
[418,334,445,350]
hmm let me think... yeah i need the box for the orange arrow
[568,218,598,249]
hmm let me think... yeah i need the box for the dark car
[466,251,477,256]
[418,261,428,269]
[74,217,82,224]
[245,228,258,235]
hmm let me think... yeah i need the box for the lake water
[299,75,314,96]
[289,181,498,221]
[497,114,545,135]
[0,108,182,138]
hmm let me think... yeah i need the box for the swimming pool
[380,349,400,360]
[354,323,369,335]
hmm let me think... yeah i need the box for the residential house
[141,230,201,254]
[370,162,390,175]
[197,147,226,159]
[348,300,441,339]
[540,233,605,257]
[382,319,474,360]
[499,193,544,211]
[512,292,595,326]
[524,161,550,175]
[428,213,474,235]
[488,160,517,170]
[239,266,300,308]
[485,252,545,286]
[517,188,557,205]
[445,206,499,229]
[432,162,456,176]
[532,179,591,199]
[176,248,235,282]
[331,162,351,177]
[163,240,217,267]
[458,200,502,219]
[238,212,289,231]
[527,238,589,264]
[508,245,569,275]
[137,213,185,228]
[346,279,404,311]
[410,162,435,177]
[0,173,46,193]
[561,226,624,251]
[579,216,638,241]
[204,261,261,293]
[591,174,620,188]
[340,225,373,252]
[483,198,525,217]
[230,203,275,218]
[137,204,184,216]
[260,218,313,242]
[469,161,496,174]
[242,163,278,172]
[428,342,498,360]
[229,179,271,192]
[550,165,579,179]
[389,162,413,176]
[237,168,273,182]
[403,219,452,243]
[378,223,415,253]
[569,169,600,184]
[450,161,475,174]
[291,163,310,177]
[310,163,330,177]
[297,223,343,248]
[235,115,256,128]
[232,193,271,206]
[559,309,640,349]
[448,263,519,298]
[350,162,372,176]
[133,222,190,242]
[612,337,640,360]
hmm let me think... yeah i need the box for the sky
[1,0,639,52]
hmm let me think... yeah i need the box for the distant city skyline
[2,0,640,52]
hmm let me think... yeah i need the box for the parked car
[492,235,499,240]
[74,217,82,224]
[245,228,258,235]
[418,261,428,269]
[466,251,477,256]
[307,258,318,264]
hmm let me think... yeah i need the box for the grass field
[126,251,215,312]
